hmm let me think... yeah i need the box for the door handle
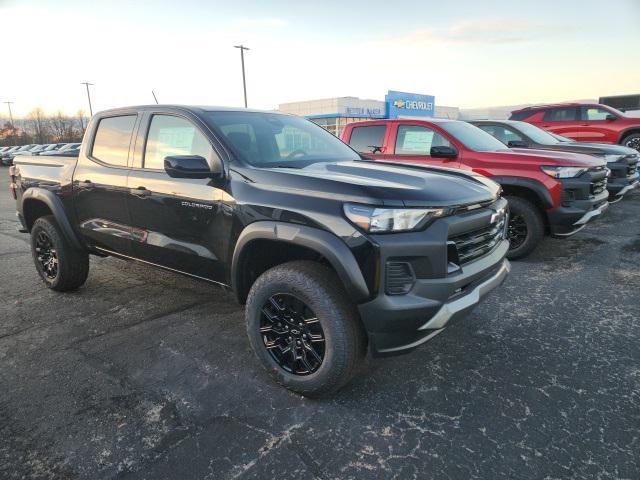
[130,186,151,197]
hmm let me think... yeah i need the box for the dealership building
[279,91,459,137]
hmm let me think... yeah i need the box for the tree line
[0,108,89,146]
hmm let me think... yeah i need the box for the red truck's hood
[499,148,606,168]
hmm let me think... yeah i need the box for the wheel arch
[619,128,640,145]
[21,188,84,251]
[231,221,370,305]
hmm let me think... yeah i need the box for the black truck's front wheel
[505,196,545,260]
[30,215,89,291]
[245,261,366,397]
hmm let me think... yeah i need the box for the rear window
[543,108,578,122]
[91,115,137,166]
[509,111,535,121]
[348,125,386,154]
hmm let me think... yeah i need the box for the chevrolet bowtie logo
[393,99,406,108]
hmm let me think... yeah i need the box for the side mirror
[605,114,617,121]
[164,155,221,179]
[430,145,458,159]
[507,140,528,148]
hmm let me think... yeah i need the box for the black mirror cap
[430,145,458,159]
[164,155,222,180]
[606,114,617,121]
[508,140,528,148]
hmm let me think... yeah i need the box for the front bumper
[357,199,510,357]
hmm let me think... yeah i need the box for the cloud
[230,17,288,28]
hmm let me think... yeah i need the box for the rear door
[126,112,228,282]
[579,106,618,143]
[389,123,459,168]
[345,124,391,159]
[540,107,581,139]
[73,113,138,254]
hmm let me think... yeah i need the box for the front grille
[385,262,415,295]
[590,177,607,195]
[449,215,506,266]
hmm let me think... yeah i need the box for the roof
[94,104,286,116]
[512,102,599,112]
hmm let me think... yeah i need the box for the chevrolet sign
[386,91,435,118]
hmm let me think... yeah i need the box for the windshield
[440,121,509,152]
[511,121,565,145]
[205,111,360,168]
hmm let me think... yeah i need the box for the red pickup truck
[510,103,640,151]
[342,119,609,259]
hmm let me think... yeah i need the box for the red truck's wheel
[505,196,545,260]
[30,215,89,292]
[622,133,640,152]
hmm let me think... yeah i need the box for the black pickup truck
[9,105,510,396]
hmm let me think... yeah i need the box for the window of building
[395,125,450,155]
[543,108,578,122]
[144,115,216,170]
[91,115,137,167]
[348,125,386,154]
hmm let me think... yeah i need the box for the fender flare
[21,188,85,251]
[231,221,370,303]
[618,127,640,144]
[490,176,554,210]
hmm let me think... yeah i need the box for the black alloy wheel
[260,293,326,375]
[507,214,528,250]
[625,136,640,151]
[34,230,58,280]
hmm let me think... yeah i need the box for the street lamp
[234,45,249,108]
[81,82,94,116]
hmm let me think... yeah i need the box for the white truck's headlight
[344,204,446,233]
[540,166,588,179]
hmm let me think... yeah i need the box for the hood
[529,142,637,157]
[244,160,500,208]
[503,148,606,167]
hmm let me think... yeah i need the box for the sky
[0,0,639,117]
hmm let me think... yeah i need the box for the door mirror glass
[507,139,528,148]
[164,155,216,179]
[430,145,458,159]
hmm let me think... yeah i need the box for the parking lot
[0,183,638,479]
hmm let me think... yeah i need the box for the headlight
[540,166,587,179]
[603,154,624,163]
[343,203,446,233]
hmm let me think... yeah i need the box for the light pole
[81,82,94,116]
[234,45,249,108]
[3,101,14,127]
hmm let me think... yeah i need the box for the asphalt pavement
[1,179,639,479]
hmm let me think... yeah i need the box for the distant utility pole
[3,101,14,127]
[152,90,159,104]
[234,45,250,108]
[81,82,94,116]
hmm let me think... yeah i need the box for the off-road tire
[30,215,89,291]
[505,196,545,260]
[621,132,640,152]
[246,260,366,397]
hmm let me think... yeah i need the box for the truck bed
[13,155,77,189]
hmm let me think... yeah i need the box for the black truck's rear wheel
[505,196,545,260]
[245,261,366,397]
[30,215,89,291]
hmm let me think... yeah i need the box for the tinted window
[477,125,524,145]
[583,107,615,121]
[206,111,359,168]
[395,125,451,155]
[92,115,137,166]
[348,125,386,154]
[144,115,216,170]
[543,108,578,122]
[509,111,535,121]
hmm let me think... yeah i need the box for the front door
[579,106,617,143]
[73,114,138,255]
[391,124,460,168]
[126,113,228,283]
